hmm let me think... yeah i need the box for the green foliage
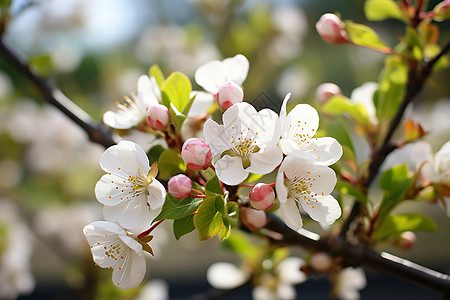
[222,230,261,260]
[322,95,371,126]
[344,21,392,53]
[336,181,367,205]
[364,0,404,22]
[149,65,165,87]
[374,213,438,240]
[205,175,224,195]
[161,72,192,113]
[154,194,202,221]
[147,144,165,165]
[157,149,186,179]
[324,120,354,154]
[29,54,53,78]
[173,214,196,240]
[194,194,226,241]
[374,55,408,121]
[378,164,414,219]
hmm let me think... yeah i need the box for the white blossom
[204,102,282,185]
[95,140,166,229]
[278,94,342,166]
[334,267,366,300]
[83,221,146,290]
[276,156,341,230]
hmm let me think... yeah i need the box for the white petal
[276,283,297,300]
[103,194,149,229]
[276,166,289,203]
[222,54,249,86]
[203,119,232,156]
[83,221,127,238]
[112,245,146,290]
[300,195,341,225]
[100,141,150,176]
[278,138,300,156]
[279,199,303,230]
[282,104,319,143]
[277,257,306,285]
[187,91,215,117]
[438,197,450,217]
[253,285,277,300]
[194,60,227,93]
[279,93,292,122]
[304,137,343,166]
[247,145,283,175]
[103,110,139,129]
[435,140,450,176]
[137,75,159,107]
[95,173,132,206]
[147,179,167,209]
[206,262,249,289]
[215,155,248,185]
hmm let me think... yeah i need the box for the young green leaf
[161,72,192,113]
[364,0,404,22]
[169,102,187,130]
[173,214,196,240]
[374,213,438,240]
[149,65,165,87]
[322,95,370,126]
[157,149,187,179]
[154,194,202,221]
[344,21,392,53]
[194,195,225,241]
[336,181,367,205]
[205,176,224,195]
[148,144,166,165]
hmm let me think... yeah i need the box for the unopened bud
[181,138,212,170]
[240,207,267,230]
[215,81,244,111]
[397,231,416,251]
[434,0,450,21]
[315,13,349,44]
[168,174,193,199]
[147,104,170,131]
[310,252,333,273]
[315,83,342,104]
[249,183,275,210]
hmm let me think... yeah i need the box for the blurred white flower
[207,262,250,290]
[203,102,282,185]
[350,82,378,124]
[334,267,366,300]
[136,279,169,300]
[276,156,341,230]
[83,221,146,290]
[0,199,35,299]
[95,141,166,229]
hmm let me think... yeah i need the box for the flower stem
[190,193,206,198]
[137,219,165,239]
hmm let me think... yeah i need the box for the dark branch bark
[0,39,115,148]
[2,34,450,299]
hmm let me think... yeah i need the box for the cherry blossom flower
[189,54,249,117]
[103,75,160,129]
[203,102,282,185]
[276,156,341,230]
[412,140,450,216]
[95,140,166,229]
[83,221,146,290]
[279,93,342,166]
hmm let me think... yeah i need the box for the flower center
[103,240,125,264]
[114,93,144,120]
[285,172,322,206]
[225,128,261,168]
[109,167,153,201]
[288,121,317,148]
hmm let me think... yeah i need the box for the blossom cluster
[83,53,344,290]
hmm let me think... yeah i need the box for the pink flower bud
[397,231,416,251]
[181,138,212,170]
[147,104,170,131]
[310,252,333,273]
[214,81,244,111]
[434,0,450,21]
[168,174,192,199]
[315,13,349,44]
[240,207,266,230]
[315,83,342,104]
[249,183,275,210]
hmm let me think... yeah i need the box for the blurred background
[0,0,449,299]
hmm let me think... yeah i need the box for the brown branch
[0,38,115,148]
[339,39,450,238]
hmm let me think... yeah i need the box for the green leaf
[324,120,355,154]
[205,176,223,195]
[336,181,367,205]
[173,214,196,240]
[345,21,392,53]
[246,173,264,183]
[157,149,186,179]
[322,95,370,126]
[194,195,225,241]
[149,65,165,87]
[364,0,404,22]
[374,213,438,240]
[148,144,165,165]
[169,103,186,131]
[29,54,53,77]
[154,194,202,221]
[182,93,197,116]
[161,72,192,112]
[219,224,231,240]
[378,164,414,217]
[225,202,240,227]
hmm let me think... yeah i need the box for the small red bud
[215,81,244,111]
[168,174,193,199]
[315,13,349,44]
[315,83,342,104]
[249,183,275,210]
[181,138,212,170]
[147,104,170,131]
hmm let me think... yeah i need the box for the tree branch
[339,39,450,238]
[0,38,115,148]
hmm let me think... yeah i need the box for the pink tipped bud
[315,13,349,44]
[434,0,450,21]
[147,104,170,131]
[397,231,416,251]
[214,81,244,111]
[181,138,212,170]
[249,183,275,210]
[240,207,266,230]
[315,83,342,104]
[310,252,333,273]
[168,174,193,199]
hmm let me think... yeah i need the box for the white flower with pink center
[95,141,166,229]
